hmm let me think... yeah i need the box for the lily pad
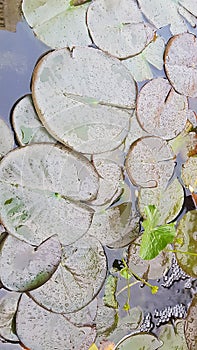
[158,320,188,350]
[125,136,175,188]
[65,298,98,327]
[0,143,98,246]
[16,293,96,350]
[0,291,20,342]
[32,46,136,154]
[22,0,91,49]
[174,210,197,278]
[136,78,188,140]
[0,119,14,160]
[87,0,154,59]
[114,332,162,350]
[138,179,184,225]
[11,95,56,145]
[29,236,107,313]
[128,237,172,279]
[87,203,140,249]
[181,156,197,192]
[123,36,165,82]
[138,0,197,35]
[164,33,197,98]
[124,111,149,154]
[184,294,197,350]
[95,300,118,344]
[0,235,61,291]
[89,158,123,207]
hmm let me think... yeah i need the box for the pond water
[0,2,197,350]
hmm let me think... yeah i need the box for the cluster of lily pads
[0,0,197,349]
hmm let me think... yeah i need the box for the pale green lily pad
[95,300,118,345]
[0,144,98,246]
[32,46,136,154]
[29,236,107,313]
[11,95,56,145]
[125,137,175,188]
[0,235,61,291]
[138,179,184,225]
[181,156,197,192]
[22,0,91,49]
[103,275,118,309]
[165,33,197,98]
[87,0,154,59]
[123,36,165,82]
[0,119,14,160]
[128,237,172,279]
[138,0,197,35]
[184,294,197,350]
[16,294,96,350]
[89,158,123,207]
[87,202,140,249]
[158,320,188,350]
[175,210,197,278]
[136,78,188,140]
[65,298,98,327]
[124,111,149,154]
[114,332,162,350]
[0,291,20,342]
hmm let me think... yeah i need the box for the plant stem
[116,281,140,296]
[166,249,197,256]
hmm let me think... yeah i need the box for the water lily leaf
[0,235,61,291]
[65,298,98,327]
[0,119,14,160]
[125,136,175,188]
[0,144,98,246]
[138,179,184,225]
[16,294,96,350]
[124,111,149,154]
[138,0,197,35]
[87,203,140,249]
[175,210,197,278]
[0,291,20,342]
[11,95,56,145]
[128,237,172,279]
[95,301,118,344]
[165,33,197,98]
[87,0,154,59]
[136,78,188,140]
[89,158,123,207]
[22,0,91,49]
[184,294,197,350]
[158,320,188,350]
[181,156,197,192]
[103,275,118,309]
[32,46,136,154]
[123,36,165,82]
[29,236,107,313]
[114,332,162,350]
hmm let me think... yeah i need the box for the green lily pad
[0,119,14,160]
[103,275,118,309]
[89,158,123,207]
[138,179,184,225]
[181,156,197,192]
[29,236,107,313]
[11,95,56,145]
[32,46,136,154]
[128,237,172,279]
[0,235,61,291]
[136,78,188,140]
[125,136,175,188]
[87,202,140,249]
[0,143,98,246]
[123,36,165,82]
[16,294,96,350]
[184,294,197,350]
[165,33,197,98]
[114,332,162,350]
[87,0,154,59]
[138,0,197,35]
[158,320,188,350]
[175,210,197,278]
[95,300,118,345]
[22,0,91,49]
[0,291,20,342]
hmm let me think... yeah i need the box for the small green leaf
[139,205,176,260]
[103,275,118,309]
[120,267,131,280]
